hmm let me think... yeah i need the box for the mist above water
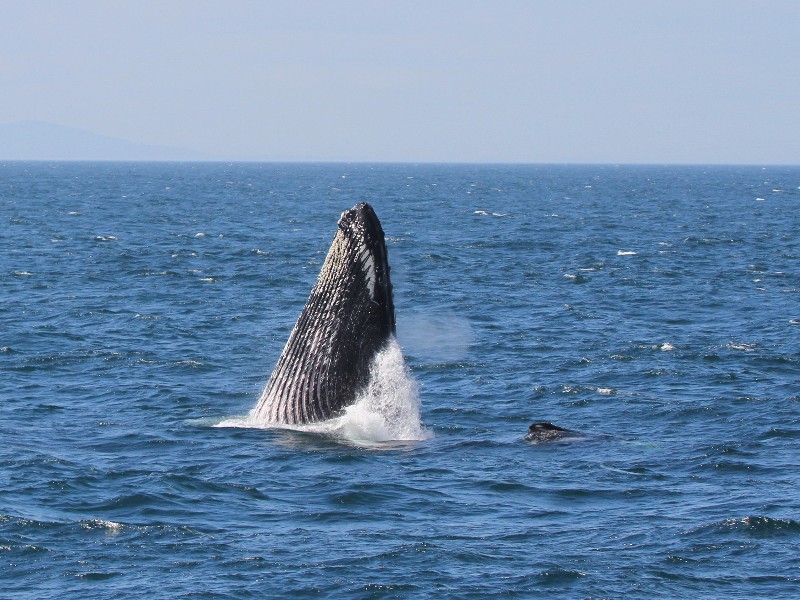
[396,311,475,363]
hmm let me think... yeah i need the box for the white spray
[333,337,429,442]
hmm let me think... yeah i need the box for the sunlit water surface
[2,162,799,598]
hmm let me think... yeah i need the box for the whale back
[250,202,395,424]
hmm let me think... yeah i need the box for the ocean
[1,162,799,598]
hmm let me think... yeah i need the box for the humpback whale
[250,202,395,425]
[524,422,612,443]
[525,422,585,443]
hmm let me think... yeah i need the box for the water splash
[333,338,430,442]
[219,337,430,444]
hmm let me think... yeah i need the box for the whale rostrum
[250,202,395,424]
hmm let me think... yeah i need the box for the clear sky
[1,0,798,163]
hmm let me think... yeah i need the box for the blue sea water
[1,162,799,598]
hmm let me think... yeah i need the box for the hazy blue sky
[2,0,798,163]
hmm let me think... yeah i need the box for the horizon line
[1,158,798,168]
[0,158,800,168]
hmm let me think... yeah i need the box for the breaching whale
[250,202,395,424]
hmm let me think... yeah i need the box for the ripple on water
[2,163,800,598]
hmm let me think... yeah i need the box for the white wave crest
[219,337,430,444]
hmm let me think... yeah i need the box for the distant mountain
[0,120,211,161]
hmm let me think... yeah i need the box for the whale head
[251,202,396,424]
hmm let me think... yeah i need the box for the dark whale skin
[525,422,585,443]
